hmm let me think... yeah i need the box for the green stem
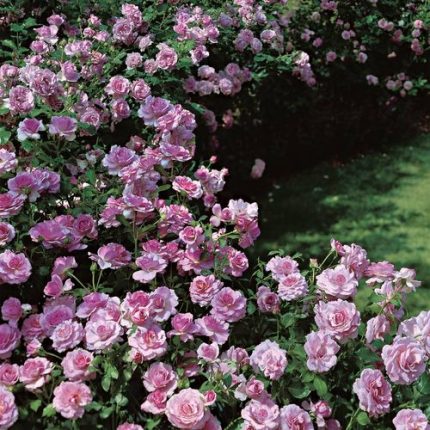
[346,408,360,430]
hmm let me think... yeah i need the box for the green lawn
[254,134,430,312]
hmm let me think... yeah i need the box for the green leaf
[313,376,328,397]
[30,399,42,412]
[280,313,295,328]
[288,384,311,399]
[100,405,114,419]
[0,127,11,145]
[356,411,370,426]
[42,404,56,418]
[101,375,111,392]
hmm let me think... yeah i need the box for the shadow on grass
[252,134,430,312]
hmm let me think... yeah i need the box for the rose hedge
[0,2,429,430]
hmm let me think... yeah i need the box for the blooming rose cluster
[0,1,429,429]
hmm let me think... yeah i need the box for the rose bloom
[89,243,131,269]
[256,286,280,314]
[102,145,137,175]
[316,265,358,299]
[0,323,20,359]
[314,299,361,343]
[61,348,95,381]
[398,311,430,353]
[266,256,299,281]
[167,313,198,342]
[131,79,151,101]
[0,363,19,386]
[143,362,178,395]
[85,319,123,351]
[155,43,178,70]
[53,381,92,419]
[251,158,266,179]
[393,409,429,430]
[141,389,168,415]
[280,404,313,430]
[0,192,26,218]
[366,315,391,345]
[210,287,247,322]
[128,324,168,362]
[0,385,18,429]
[278,273,309,301]
[117,424,144,430]
[165,388,209,429]
[242,397,280,430]
[105,75,130,97]
[250,340,287,380]
[190,275,223,306]
[48,116,77,141]
[304,331,340,373]
[19,357,53,391]
[51,320,84,353]
[17,118,45,142]
[0,222,15,246]
[0,149,18,175]
[353,369,392,417]
[6,85,34,114]
[382,337,427,385]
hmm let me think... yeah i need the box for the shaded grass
[253,134,430,312]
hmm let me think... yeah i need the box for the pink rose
[393,409,430,430]
[117,424,144,430]
[102,145,137,175]
[366,315,391,345]
[0,192,26,218]
[266,256,299,281]
[0,386,18,429]
[0,363,19,386]
[190,275,223,306]
[128,323,167,361]
[278,273,309,301]
[250,340,287,380]
[62,348,95,381]
[89,243,131,269]
[195,315,229,345]
[1,297,22,324]
[131,79,151,101]
[0,323,20,359]
[0,222,15,246]
[256,286,280,314]
[141,389,168,415]
[19,357,53,391]
[210,287,246,322]
[53,381,92,419]
[353,369,392,417]
[304,331,340,373]
[165,388,209,429]
[155,43,178,70]
[48,116,77,141]
[382,337,427,385]
[105,75,130,98]
[280,404,313,430]
[7,85,34,114]
[314,299,361,343]
[0,150,18,175]
[242,397,280,430]
[250,158,266,179]
[17,118,45,142]
[0,250,32,285]
[133,253,168,283]
[316,265,358,298]
[143,362,178,395]
[398,311,430,353]
[85,319,122,351]
[51,320,84,352]
[167,313,198,342]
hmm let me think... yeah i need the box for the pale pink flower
[165,388,208,429]
[0,386,18,429]
[0,323,21,359]
[382,337,427,385]
[242,397,280,430]
[53,381,92,419]
[304,331,340,373]
[317,265,358,298]
[143,362,178,395]
[314,299,361,343]
[393,409,430,430]
[51,320,84,352]
[353,369,392,417]
[280,404,313,430]
[61,349,95,381]
[278,273,309,301]
[250,340,287,380]
[19,357,53,391]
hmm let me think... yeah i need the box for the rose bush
[0,1,429,430]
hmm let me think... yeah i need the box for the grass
[253,134,430,312]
